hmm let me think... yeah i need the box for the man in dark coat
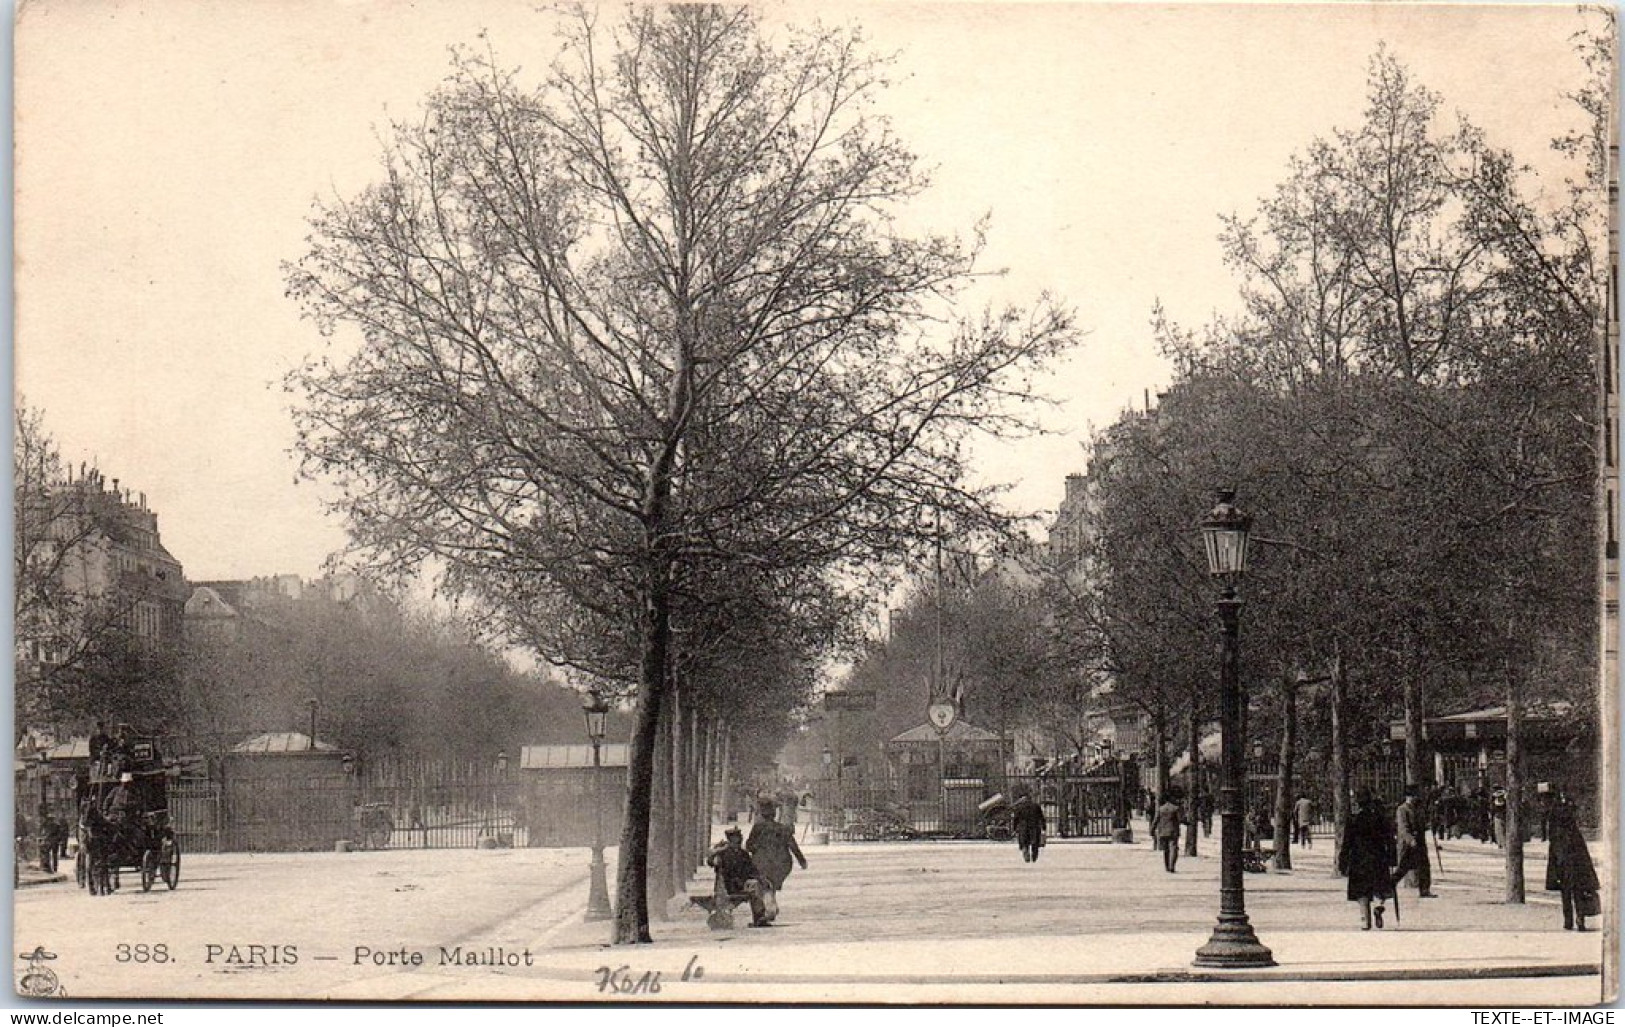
[708,827,771,927]
[1152,792,1182,872]
[1011,793,1047,863]
[1394,786,1436,897]
[746,800,807,891]
[1339,787,1397,929]
[1293,794,1315,847]
[1544,791,1599,931]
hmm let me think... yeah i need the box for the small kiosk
[884,721,1013,836]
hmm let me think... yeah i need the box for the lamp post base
[1193,920,1276,968]
[585,848,613,921]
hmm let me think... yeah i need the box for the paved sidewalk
[500,831,1609,1005]
[16,866,67,888]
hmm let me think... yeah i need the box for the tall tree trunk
[682,700,700,881]
[1151,706,1167,803]
[1403,677,1427,790]
[697,712,714,867]
[1184,699,1200,857]
[717,722,733,831]
[648,682,675,920]
[1330,649,1349,876]
[1505,656,1526,902]
[668,682,685,894]
[1272,671,1297,871]
[612,576,673,944]
[611,336,691,944]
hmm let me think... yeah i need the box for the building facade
[17,466,187,681]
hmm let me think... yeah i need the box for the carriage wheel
[161,839,180,890]
[140,849,157,892]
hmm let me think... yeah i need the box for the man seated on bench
[706,826,773,927]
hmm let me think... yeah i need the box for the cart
[75,738,180,896]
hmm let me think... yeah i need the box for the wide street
[11,824,1607,1005]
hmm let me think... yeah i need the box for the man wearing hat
[103,773,137,828]
[1394,785,1436,897]
[707,826,772,927]
[747,798,808,892]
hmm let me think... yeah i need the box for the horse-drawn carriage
[75,738,180,896]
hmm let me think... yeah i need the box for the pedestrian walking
[1339,787,1398,930]
[1293,794,1314,847]
[1544,790,1599,932]
[1197,789,1213,837]
[746,799,808,893]
[1152,792,1182,872]
[1011,792,1047,863]
[1394,786,1436,897]
[1491,787,1508,847]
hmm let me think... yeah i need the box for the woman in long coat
[1339,787,1397,930]
[1545,793,1599,931]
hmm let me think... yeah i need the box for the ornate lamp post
[1193,489,1276,969]
[582,692,613,921]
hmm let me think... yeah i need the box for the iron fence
[813,767,1137,841]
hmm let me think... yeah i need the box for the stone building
[17,465,187,675]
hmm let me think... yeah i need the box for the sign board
[825,691,876,712]
[928,702,958,733]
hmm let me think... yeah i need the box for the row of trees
[286,6,1077,944]
[13,404,597,765]
[832,33,1609,900]
[179,590,594,760]
[1072,40,1607,895]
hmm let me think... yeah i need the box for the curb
[16,873,67,889]
[503,961,1604,987]
[1107,962,1603,984]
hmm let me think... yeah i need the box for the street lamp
[582,692,613,921]
[1193,489,1275,969]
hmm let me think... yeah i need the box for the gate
[353,780,522,849]
[820,763,1137,840]
[357,758,523,850]
[1003,772,1135,838]
[170,780,222,854]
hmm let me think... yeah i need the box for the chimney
[1064,473,1086,504]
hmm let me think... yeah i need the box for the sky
[13,1,1602,583]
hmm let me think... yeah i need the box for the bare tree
[287,6,1076,944]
